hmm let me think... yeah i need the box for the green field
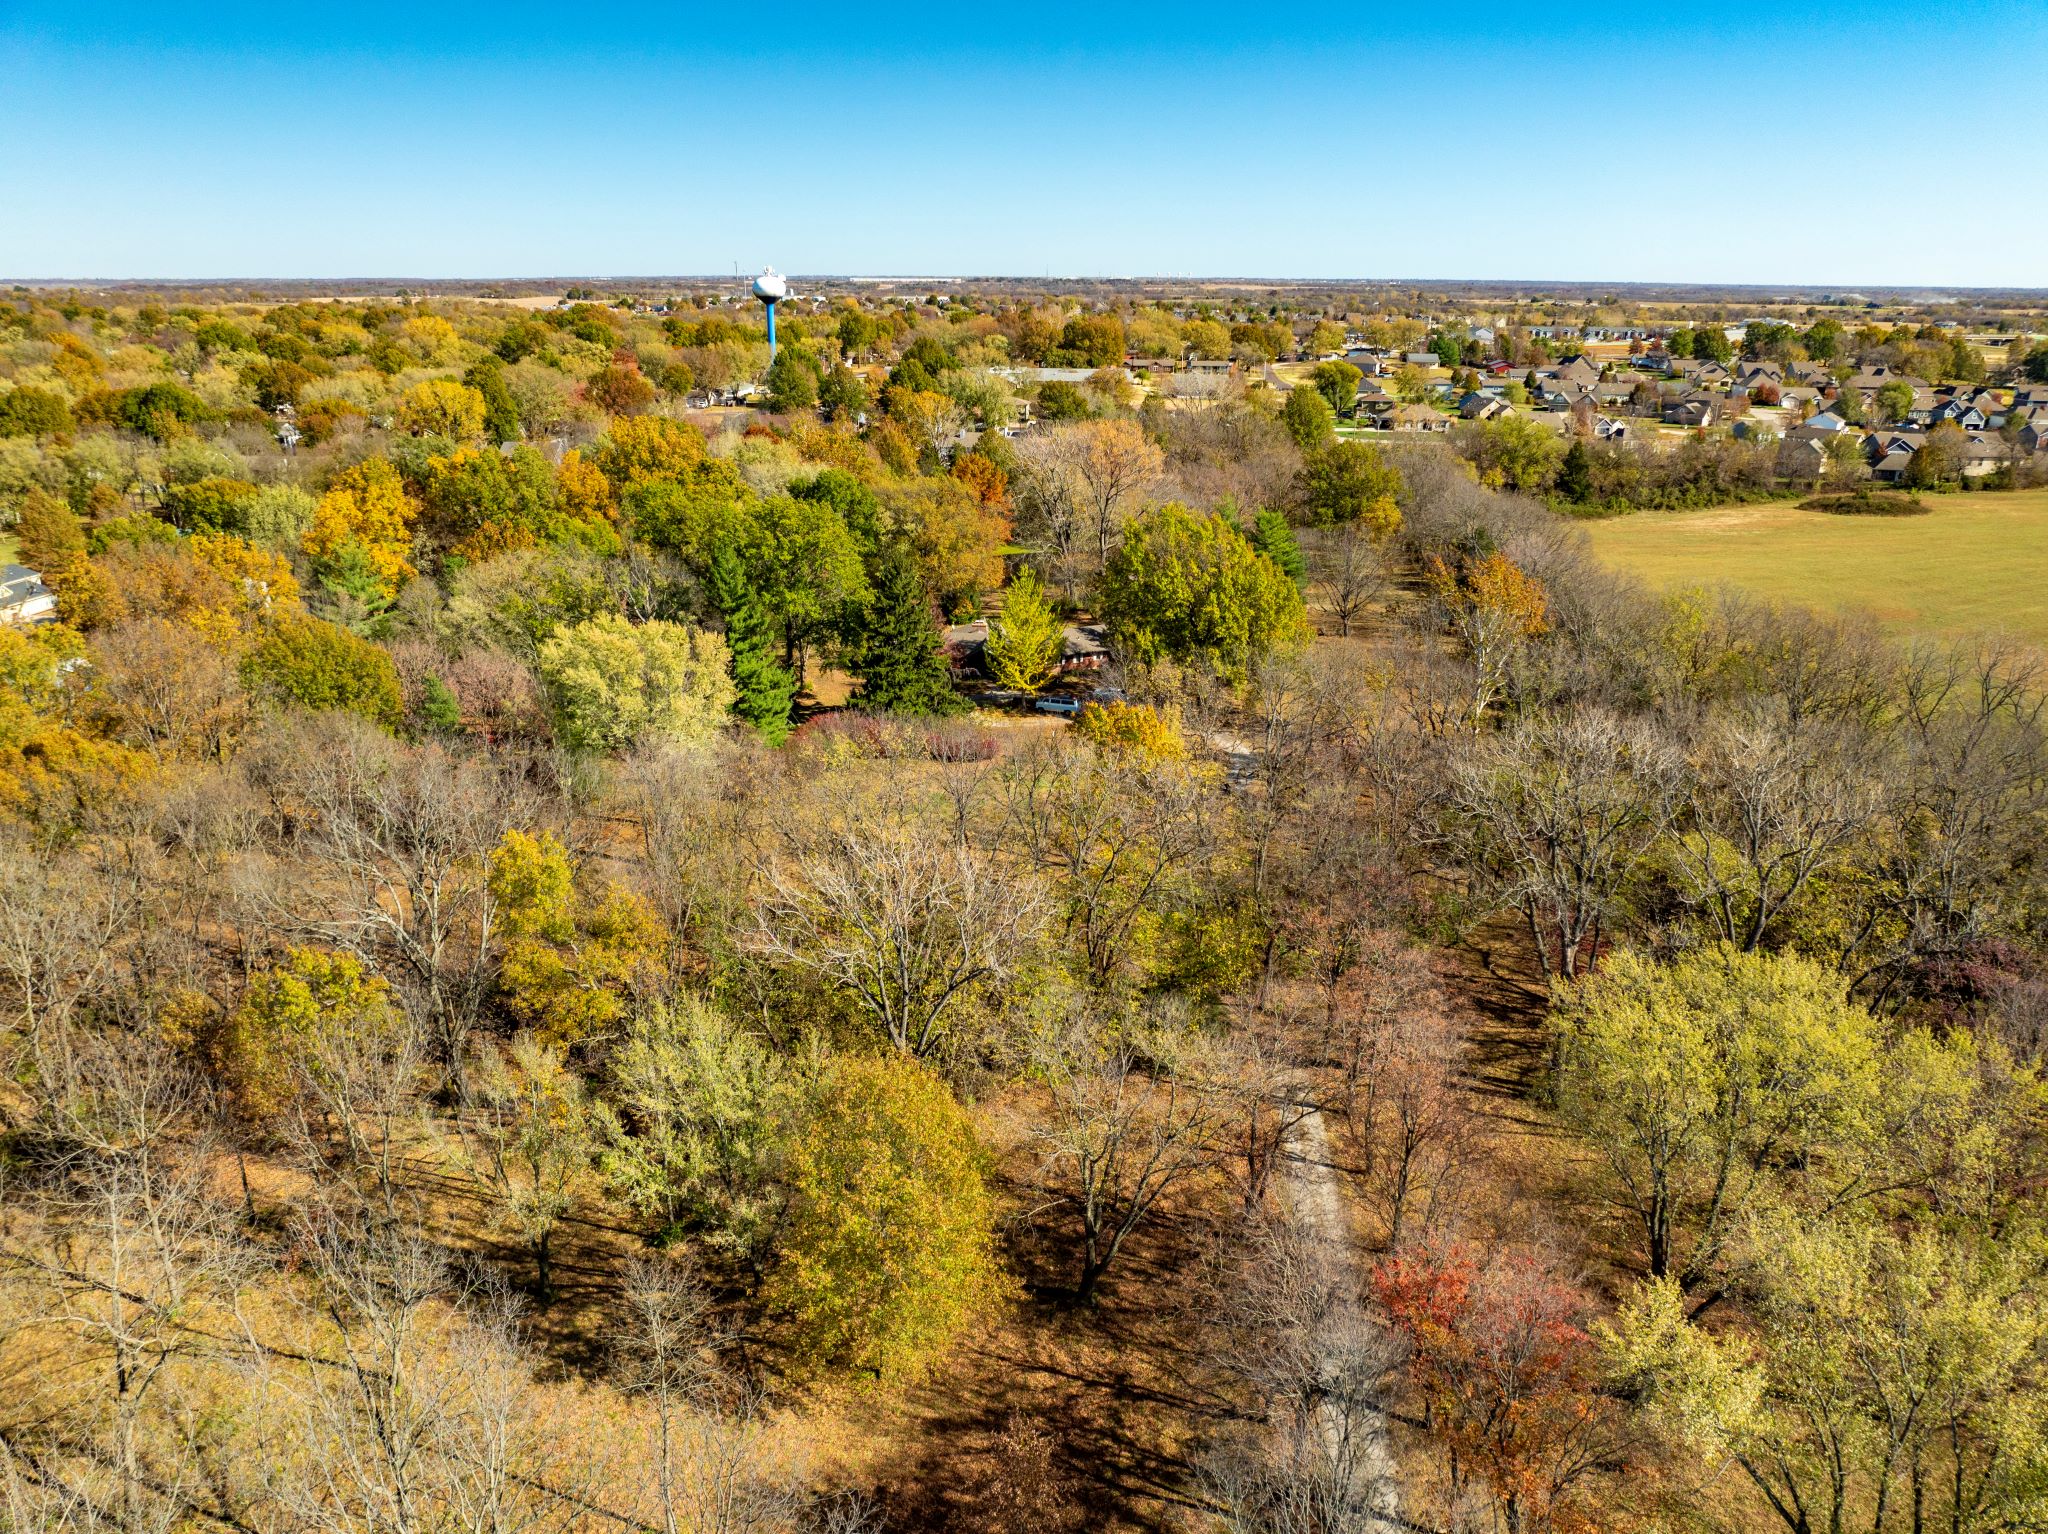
[1581,489,2048,645]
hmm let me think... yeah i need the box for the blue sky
[4,2,2046,285]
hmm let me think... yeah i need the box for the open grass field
[1580,488,2048,646]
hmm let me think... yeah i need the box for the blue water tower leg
[766,301,777,358]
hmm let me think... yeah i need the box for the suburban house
[1663,394,1719,428]
[1550,355,1600,389]
[0,565,56,627]
[1372,403,1451,432]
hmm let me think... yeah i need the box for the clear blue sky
[4,2,2045,286]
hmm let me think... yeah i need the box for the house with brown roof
[1663,394,1718,428]
[1375,403,1450,432]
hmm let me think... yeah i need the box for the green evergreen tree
[463,357,522,444]
[1556,440,1595,504]
[854,549,963,716]
[709,543,797,744]
[419,675,464,733]
[1248,508,1307,588]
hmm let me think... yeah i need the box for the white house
[0,565,56,626]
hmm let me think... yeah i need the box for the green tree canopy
[1248,508,1306,588]
[1281,385,1336,451]
[241,616,404,731]
[1296,440,1404,533]
[853,547,962,715]
[1551,946,1895,1284]
[708,542,796,744]
[1099,501,1309,679]
[1309,359,1363,416]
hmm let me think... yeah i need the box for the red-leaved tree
[1373,1240,1623,1533]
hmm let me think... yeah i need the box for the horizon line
[6,274,2047,299]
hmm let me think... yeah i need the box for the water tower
[752,267,788,358]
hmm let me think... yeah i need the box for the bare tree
[1198,1219,1400,1534]
[757,813,1042,1058]
[449,1036,596,1301]
[0,829,160,1134]
[1035,1043,1218,1304]
[1445,709,1684,979]
[1354,1009,1469,1253]
[248,713,533,1088]
[1673,709,1882,952]
[618,741,762,976]
[1015,420,1163,599]
[1303,524,1388,639]
[997,738,1215,984]
[272,1215,583,1534]
[1843,637,2047,1004]
[2,1034,244,1534]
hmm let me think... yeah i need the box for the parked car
[1034,696,1083,717]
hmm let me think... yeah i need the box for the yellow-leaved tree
[766,1053,999,1378]
[489,829,664,1046]
[303,457,418,605]
[983,568,1063,692]
[396,379,488,441]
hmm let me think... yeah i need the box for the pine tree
[709,543,797,744]
[854,549,963,716]
[1249,508,1307,588]
[1557,440,1595,504]
[419,674,464,733]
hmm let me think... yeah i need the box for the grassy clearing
[1580,488,2048,645]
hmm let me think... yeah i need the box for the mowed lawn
[1581,489,2048,645]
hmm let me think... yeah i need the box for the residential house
[0,565,55,627]
[1663,394,1718,428]
[1551,355,1600,389]
[1792,409,1850,437]
[1376,403,1450,432]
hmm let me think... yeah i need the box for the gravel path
[1278,1102,1405,1530]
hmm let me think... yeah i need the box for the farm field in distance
[1580,487,2048,645]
